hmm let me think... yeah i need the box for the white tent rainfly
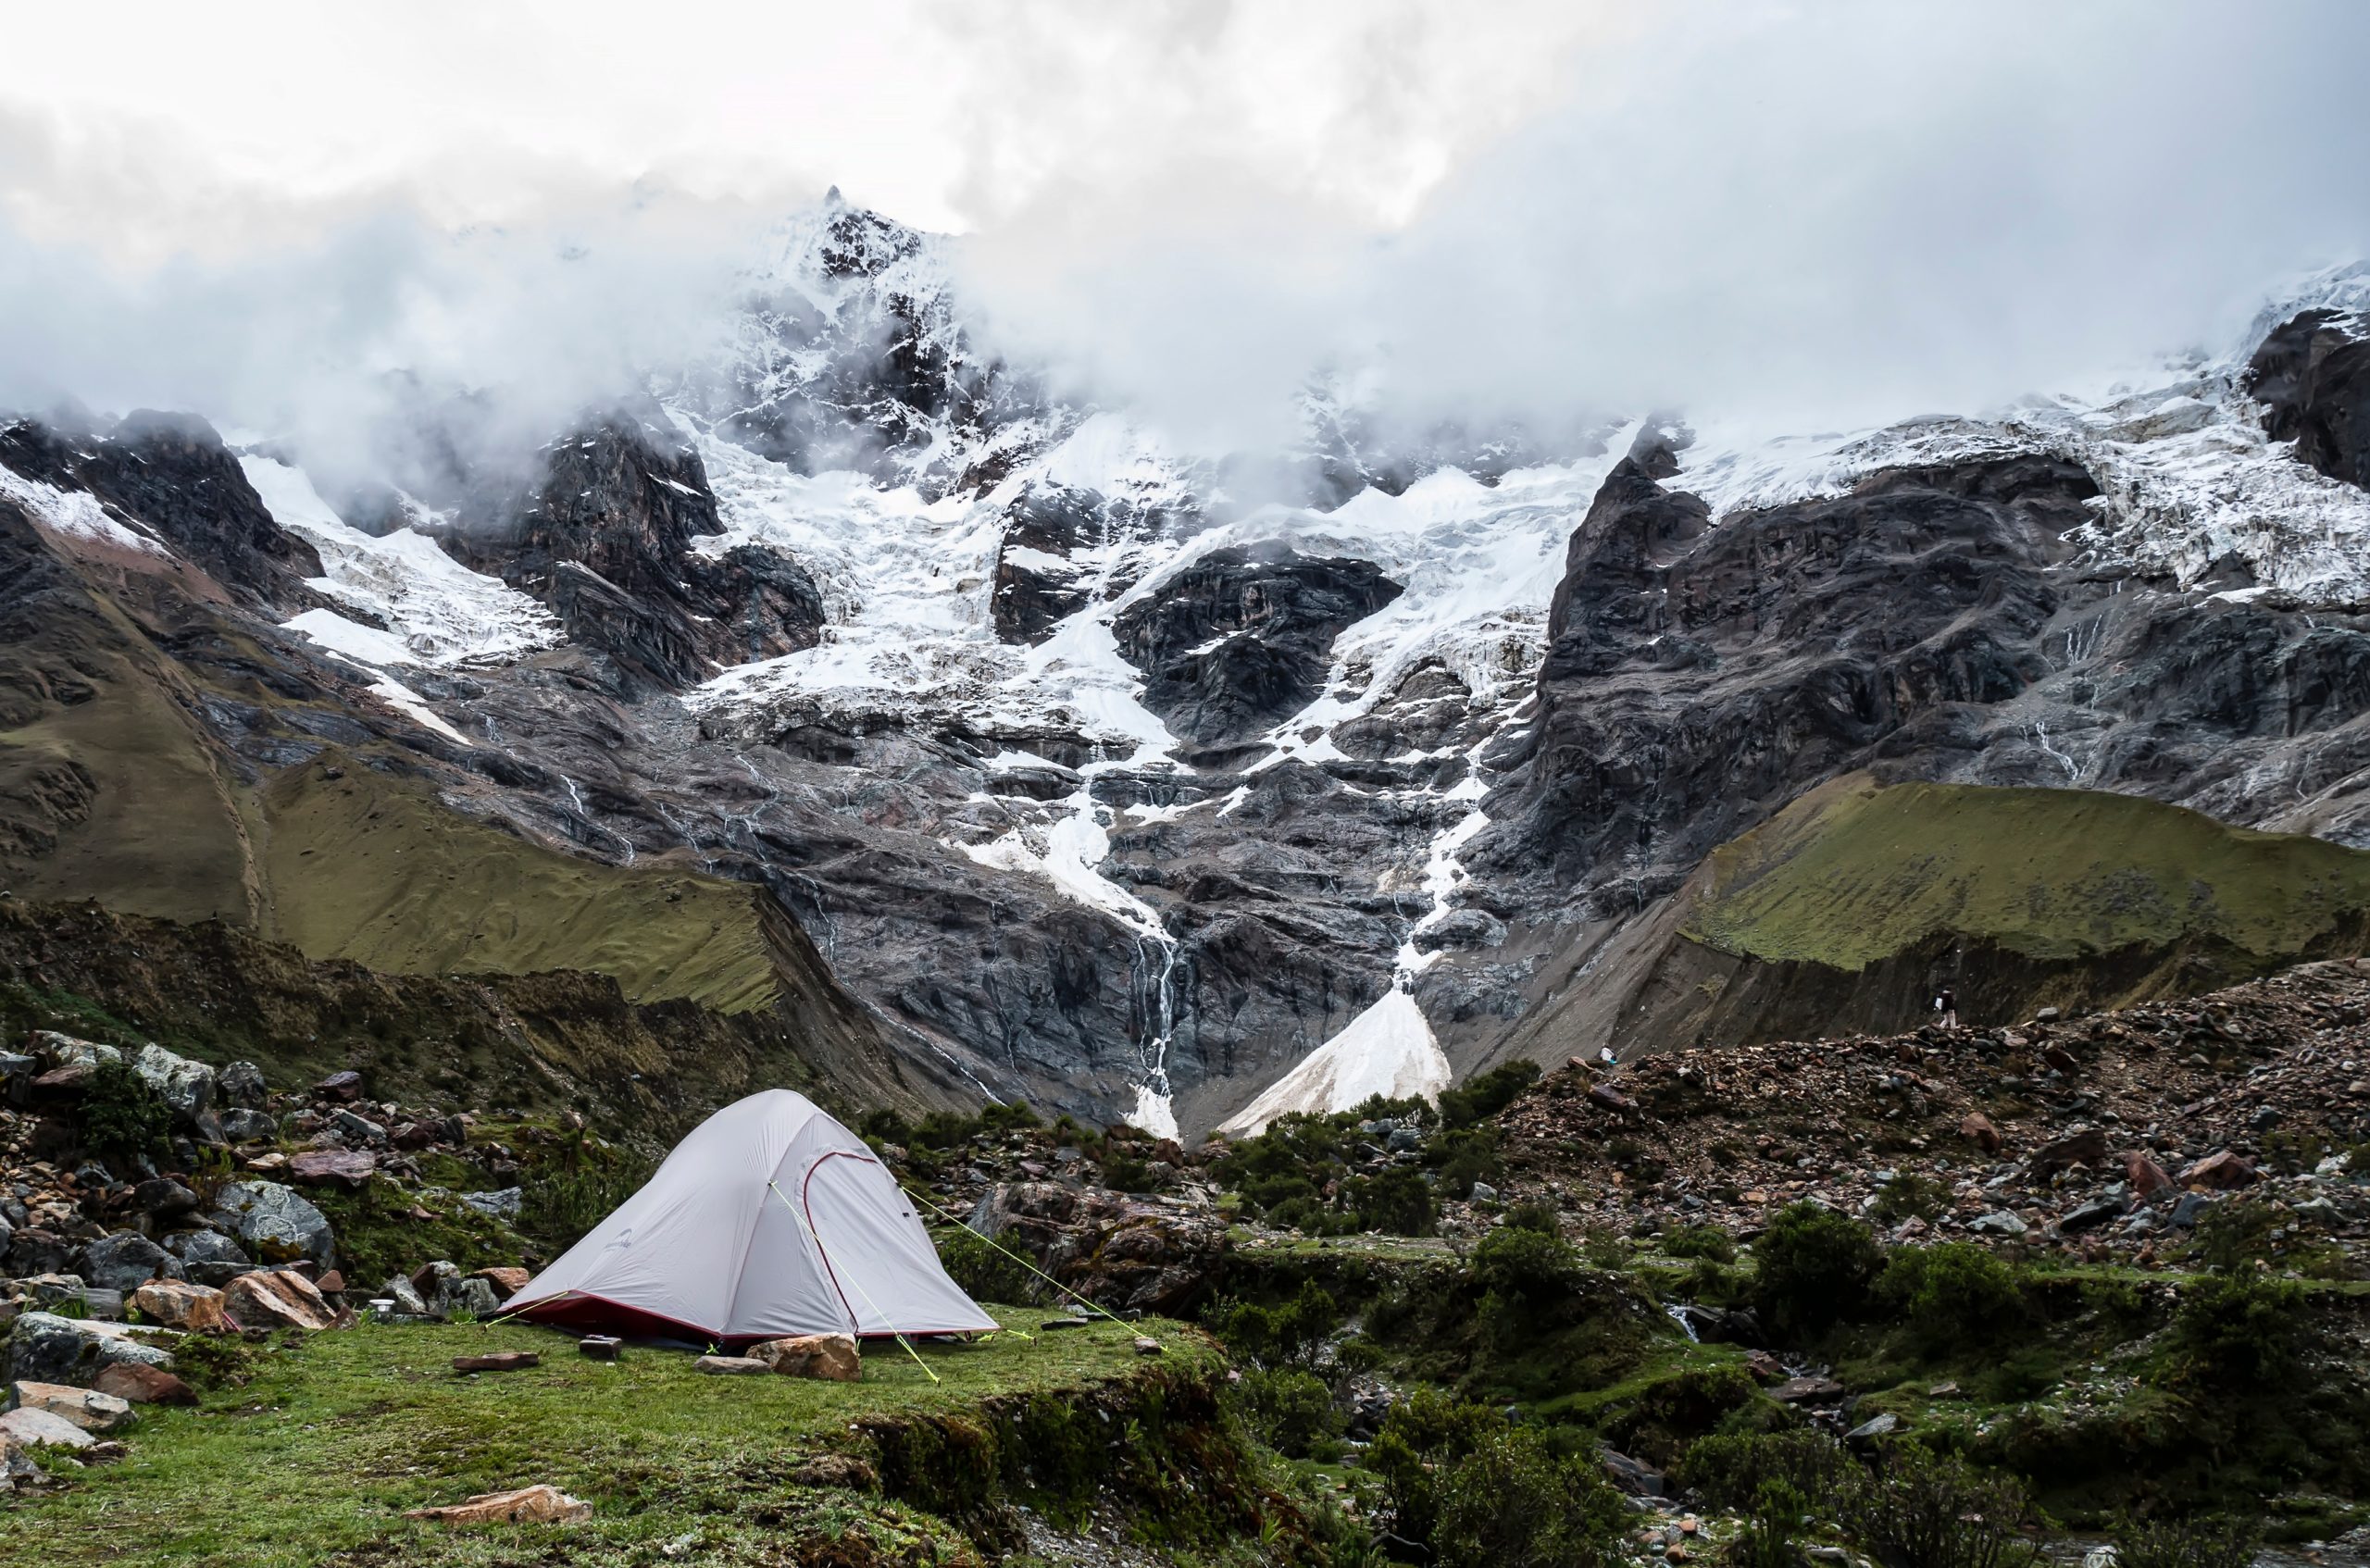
[503,1089,997,1346]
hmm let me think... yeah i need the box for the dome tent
[503,1089,997,1345]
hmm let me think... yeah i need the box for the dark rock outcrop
[1113,545,1403,743]
[2249,309,2370,490]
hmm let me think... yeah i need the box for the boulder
[6,1379,134,1433]
[93,1362,197,1406]
[29,1031,121,1070]
[2180,1151,2257,1190]
[1602,1448,1667,1498]
[379,1276,432,1318]
[2122,1151,2174,1198]
[693,1355,770,1375]
[458,1188,522,1223]
[0,1406,94,1450]
[164,1228,253,1288]
[79,1231,185,1294]
[210,1181,335,1267]
[5,1228,71,1278]
[1969,1211,2030,1238]
[3,1313,174,1386]
[0,1051,37,1105]
[288,1151,376,1189]
[217,1061,268,1109]
[2057,1198,2126,1235]
[413,1263,501,1320]
[313,1070,364,1103]
[405,1484,591,1525]
[1588,1083,1639,1114]
[1958,1113,2003,1153]
[130,1278,228,1333]
[330,1110,389,1146]
[223,1269,335,1332]
[218,1109,279,1143]
[746,1333,860,1382]
[134,1178,203,1219]
[2027,1126,2110,1176]
[470,1266,531,1299]
[131,1043,216,1123]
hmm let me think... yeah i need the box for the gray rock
[6,1231,73,1278]
[1969,1211,2030,1237]
[379,1276,431,1318]
[1846,1412,1901,1443]
[1385,1127,1422,1154]
[210,1180,335,1268]
[29,1032,121,1071]
[217,1061,268,1109]
[218,1108,279,1143]
[163,1227,252,1289]
[330,1110,388,1146]
[3,1313,173,1387]
[77,1232,185,1294]
[459,1188,523,1223]
[134,1179,202,1219]
[2167,1192,2216,1231]
[1469,1181,1500,1203]
[131,1043,215,1123]
[0,1052,36,1105]
[2056,1198,2127,1235]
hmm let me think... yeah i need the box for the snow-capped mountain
[6,197,2370,1136]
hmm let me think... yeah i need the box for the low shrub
[1225,1367,1342,1458]
[80,1061,172,1164]
[1677,1428,1848,1512]
[1369,1391,1626,1568]
[1205,1280,1340,1371]
[1838,1446,2044,1568]
[2112,1513,2262,1568]
[1753,1201,1883,1339]
[934,1226,1041,1306]
[2170,1272,2311,1391]
[1438,1061,1541,1129]
[1664,1224,1737,1263]
[1878,1243,2025,1348]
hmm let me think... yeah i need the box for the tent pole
[767,1181,941,1384]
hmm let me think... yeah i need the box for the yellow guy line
[767,1180,940,1384]
[899,1183,1139,1334]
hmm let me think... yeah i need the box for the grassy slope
[1,1314,1211,1567]
[1684,774,2370,970]
[259,760,777,1014]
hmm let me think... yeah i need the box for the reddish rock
[130,1278,228,1332]
[1770,1376,1845,1404]
[2180,1151,2257,1190]
[316,1271,345,1296]
[2027,1126,2110,1176]
[405,1484,591,1526]
[2122,1151,2174,1198]
[746,1334,859,1382]
[1588,1083,1639,1114]
[288,1150,376,1188]
[469,1267,530,1298]
[453,1351,540,1373]
[1743,1350,1785,1383]
[1958,1112,2003,1153]
[314,1071,364,1103]
[93,1363,197,1406]
[224,1269,336,1331]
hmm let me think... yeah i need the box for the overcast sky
[5,1,2368,454]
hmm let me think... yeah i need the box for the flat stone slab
[453,1352,541,1374]
[692,1355,769,1376]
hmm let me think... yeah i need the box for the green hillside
[1684,775,2370,971]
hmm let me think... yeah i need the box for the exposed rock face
[1113,546,1404,745]
[2250,309,2370,490]
[443,411,824,691]
[209,1182,335,1270]
[2,1313,172,1387]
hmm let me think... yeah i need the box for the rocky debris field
[1496,959,2370,1266]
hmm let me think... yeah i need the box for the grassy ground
[1685,773,2370,968]
[1,1312,1216,1567]
[260,760,780,1014]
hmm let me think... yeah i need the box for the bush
[1878,1243,2024,1347]
[2191,1201,2279,1272]
[1503,1201,1562,1235]
[1205,1280,1340,1371]
[80,1061,173,1164]
[1737,1479,1812,1568]
[1438,1061,1541,1129]
[1665,1224,1737,1263]
[1428,1127,1505,1200]
[934,1226,1041,1306]
[1369,1391,1625,1568]
[2171,1272,2311,1391]
[1875,1173,1953,1226]
[1678,1429,1848,1512]
[1226,1367,1342,1458]
[1838,1446,2043,1568]
[1753,1201,1883,1340]
[2112,1514,2261,1568]
[520,1147,657,1251]
[1343,1167,1436,1236]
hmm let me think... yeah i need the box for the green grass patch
[0,1312,1230,1566]
[1684,774,2370,968]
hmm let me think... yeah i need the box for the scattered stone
[133,1178,202,1219]
[91,1363,196,1406]
[453,1352,541,1374]
[79,1231,185,1294]
[2027,1126,2111,1176]
[1958,1112,2002,1153]
[288,1151,376,1189]
[1969,1211,2030,1238]
[313,1071,364,1103]
[218,1109,279,1143]
[1927,1382,1962,1399]
[1133,1336,1164,1355]
[131,1043,216,1124]
[1601,1448,1666,1497]
[2058,1197,2127,1235]
[165,1229,253,1288]
[693,1355,769,1375]
[1846,1412,1900,1443]
[210,1181,335,1268]
[2122,1151,2174,1198]
[1587,1083,1639,1114]
[578,1336,621,1361]
[6,1379,134,1433]
[130,1279,228,1333]
[746,1333,860,1382]
[379,1276,431,1318]
[459,1188,523,1222]
[1771,1376,1844,1404]
[223,1269,336,1332]
[1041,1316,1091,1331]
[470,1267,531,1298]
[2180,1151,2257,1190]
[217,1061,268,1108]
[404,1484,592,1526]
[0,1406,94,1450]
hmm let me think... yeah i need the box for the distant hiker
[1935,987,1959,1029]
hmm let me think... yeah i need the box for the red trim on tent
[506,1288,987,1348]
